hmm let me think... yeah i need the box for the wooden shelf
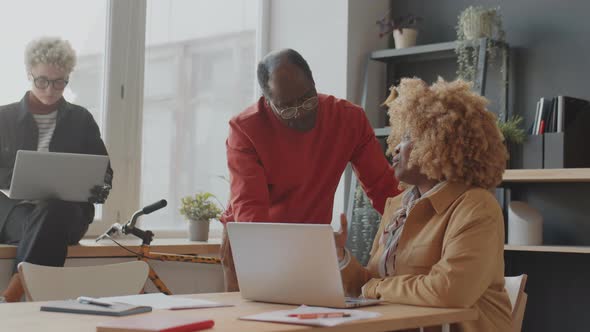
[502,168,590,183]
[505,244,590,254]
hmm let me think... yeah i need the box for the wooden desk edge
[0,240,221,259]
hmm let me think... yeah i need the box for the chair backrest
[504,274,528,332]
[18,261,149,301]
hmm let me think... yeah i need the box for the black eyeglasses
[30,73,69,90]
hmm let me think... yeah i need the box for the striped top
[33,111,58,151]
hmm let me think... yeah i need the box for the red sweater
[221,94,400,224]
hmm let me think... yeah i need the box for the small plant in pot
[456,6,509,118]
[377,12,423,49]
[497,115,526,169]
[455,6,506,82]
[180,192,222,241]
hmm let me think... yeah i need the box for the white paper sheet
[240,305,381,327]
[100,293,232,310]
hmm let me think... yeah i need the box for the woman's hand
[88,183,111,204]
[334,213,348,261]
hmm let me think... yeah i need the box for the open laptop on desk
[226,222,381,308]
[0,150,109,202]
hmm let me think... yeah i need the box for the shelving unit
[371,41,458,63]
[504,245,590,254]
[362,38,507,117]
[502,168,590,183]
[502,168,590,254]
[357,40,590,259]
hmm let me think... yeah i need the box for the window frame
[87,0,270,239]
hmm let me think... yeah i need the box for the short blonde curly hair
[386,77,507,189]
[25,36,77,74]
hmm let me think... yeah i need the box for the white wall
[269,0,349,98]
[346,0,390,126]
[268,0,389,121]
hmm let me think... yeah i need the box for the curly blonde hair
[386,77,507,189]
[24,36,77,74]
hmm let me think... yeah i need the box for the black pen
[76,296,113,307]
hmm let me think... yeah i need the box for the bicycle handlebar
[96,199,167,245]
[142,199,167,214]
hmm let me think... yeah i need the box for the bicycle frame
[97,200,222,295]
[135,244,221,295]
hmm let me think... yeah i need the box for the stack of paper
[100,293,232,310]
[240,305,381,327]
[40,300,151,317]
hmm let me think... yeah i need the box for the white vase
[188,219,210,241]
[508,201,543,245]
[393,28,418,49]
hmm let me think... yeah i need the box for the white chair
[505,274,528,332]
[18,261,149,301]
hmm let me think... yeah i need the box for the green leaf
[498,115,526,145]
[179,191,222,222]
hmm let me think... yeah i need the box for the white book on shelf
[533,99,541,134]
[557,95,564,133]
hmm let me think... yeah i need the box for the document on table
[100,293,232,310]
[240,305,381,327]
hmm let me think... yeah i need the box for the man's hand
[89,183,111,204]
[334,213,348,261]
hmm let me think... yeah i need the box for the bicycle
[95,199,221,295]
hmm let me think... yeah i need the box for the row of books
[530,96,590,135]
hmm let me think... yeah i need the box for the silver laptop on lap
[0,150,109,202]
[226,222,381,308]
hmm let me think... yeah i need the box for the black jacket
[0,92,113,230]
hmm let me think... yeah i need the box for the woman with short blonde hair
[0,36,112,303]
[25,36,77,74]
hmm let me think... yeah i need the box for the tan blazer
[341,182,512,332]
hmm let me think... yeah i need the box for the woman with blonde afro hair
[386,77,508,189]
[335,78,512,332]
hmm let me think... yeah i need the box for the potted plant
[456,6,509,122]
[180,192,222,241]
[498,115,526,146]
[497,115,526,169]
[455,6,506,82]
[377,12,423,49]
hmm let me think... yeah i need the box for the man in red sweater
[220,49,400,291]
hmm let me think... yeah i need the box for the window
[0,0,108,219]
[0,0,355,243]
[139,0,259,233]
